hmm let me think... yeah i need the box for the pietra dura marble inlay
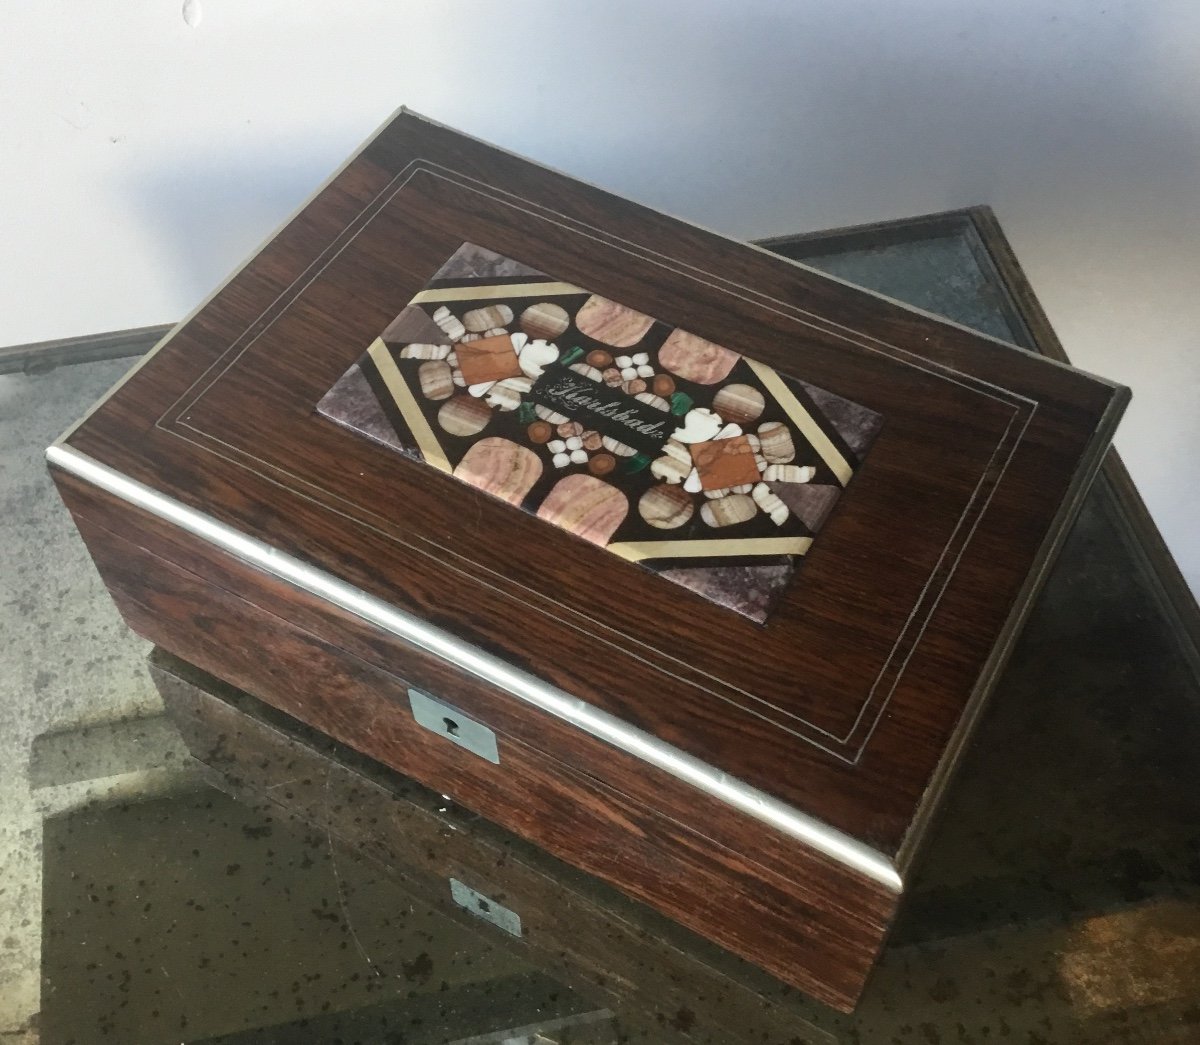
[318,242,882,622]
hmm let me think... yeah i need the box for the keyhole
[442,717,460,737]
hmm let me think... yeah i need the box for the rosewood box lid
[48,109,1128,1006]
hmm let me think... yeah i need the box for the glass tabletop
[4,210,1198,1044]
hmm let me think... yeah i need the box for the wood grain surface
[67,496,891,1011]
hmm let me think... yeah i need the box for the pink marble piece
[537,474,629,546]
[453,438,542,506]
[574,295,654,349]
[658,329,741,385]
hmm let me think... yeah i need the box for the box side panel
[52,468,893,1011]
[49,461,897,886]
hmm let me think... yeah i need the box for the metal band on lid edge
[46,443,902,891]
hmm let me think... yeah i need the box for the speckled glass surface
[317,242,881,622]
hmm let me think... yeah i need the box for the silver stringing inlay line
[46,443,903,891]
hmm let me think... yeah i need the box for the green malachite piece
[623,453,652,475]
[669,391,693,416]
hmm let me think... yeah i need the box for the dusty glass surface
[5,215,1198,1044]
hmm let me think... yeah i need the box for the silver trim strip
[46,444,902,891]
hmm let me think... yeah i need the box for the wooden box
[47,110,1128,1010]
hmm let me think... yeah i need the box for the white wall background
[3,0,1198,593]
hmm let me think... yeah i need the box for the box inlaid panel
[319,241,881,621]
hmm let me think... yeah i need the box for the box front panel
[57,474,892,1011]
